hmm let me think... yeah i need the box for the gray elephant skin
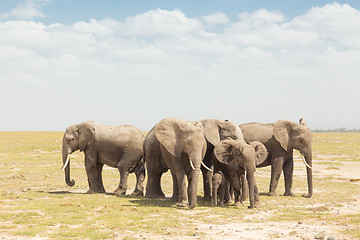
[200,119,244,201]
[61,121,145,196]
[240,118,313,198]
[211,171,226,207]
[212,139,268,208]
[144,118,207,209]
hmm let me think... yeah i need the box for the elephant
[211,171,226,207]
[199,119,244,201]
[61,121,145,196]
[144,118,207,209]
[240,118,313,198]
[212,139,268,208]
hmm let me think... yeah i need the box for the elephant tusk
[189,159,195,170]
[61,155,70,171]
[301,155,312,169]
[201,161,213,172]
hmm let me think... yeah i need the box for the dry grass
[0,132,359,239]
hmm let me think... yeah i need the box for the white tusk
[61,155,70,171]
[201,161,213,172]
[189,159,195,170]
[301,155,312,169]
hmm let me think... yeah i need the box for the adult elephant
[61,121,145,196]
[240,118,313,198]
[212,139,268,208]
[144,118,207,209]
[200,119,244,201]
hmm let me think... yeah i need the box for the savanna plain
[0,131,359,240]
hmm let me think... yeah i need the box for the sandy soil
[130,158,360,240]
[1,158,359,240]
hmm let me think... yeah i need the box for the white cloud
[1,0,49,20]
[119,9,202,36]
[202,12,230,24]
[1,4,360,130]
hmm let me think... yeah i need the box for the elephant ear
[273,120,294,151]
[218,120,244,140]
[249,141,268,166]
[214,140,239,170]
[202,119,220,146]
[154,118,182,158]
[77,121,95,152]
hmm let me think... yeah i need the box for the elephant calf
[211,171,226,207]
[212,139,268,208]
[61,120,145,196]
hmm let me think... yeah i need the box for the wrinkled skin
[199,119,244,201]
[62,121,145,196]
[144,118,207,209]
[212,139,268,208]
[240,119,313,198]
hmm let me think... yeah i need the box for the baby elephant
[211,169,245,207]
[212,139,268,208]
[211,171,226,207]
[61,121,145,196]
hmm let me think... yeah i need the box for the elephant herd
[61,118,313,209]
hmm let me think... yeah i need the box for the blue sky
[2,0,360,23]
[1,1,360,131]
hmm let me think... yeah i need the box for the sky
[1,0,360,131]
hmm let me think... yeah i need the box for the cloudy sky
[1,0,360,131]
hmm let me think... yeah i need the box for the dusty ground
[123,157,360,240]
[2,159,359,240]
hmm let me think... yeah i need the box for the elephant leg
[268,156,284,196]
[116,152,144,196]
[171,172,179,202]
[145,171,165,198]
[175,169,188,208]
[114,168,129,196]
[283,157,295,196]
[202,167,213,201]
[211,182,218,207]
[219,182,225,207]
[131,162,145,196]
[202,145,214,201]
[240,174,248,203]
[144,146,166,198]
[253,178,261,208]
[96,163,105,191]
[224,179,231,204]
[231,173,242,206]
[85,153,105,194]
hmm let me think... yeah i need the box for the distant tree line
[312,128,360,132]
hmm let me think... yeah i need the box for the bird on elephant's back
[61,120,145,196]
[240,118,313,198]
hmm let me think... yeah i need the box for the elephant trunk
[189,167,200,209]
[188,154,201,209]
[303,153,312,198]
[62,138,75,187]
[246,166,256,208]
